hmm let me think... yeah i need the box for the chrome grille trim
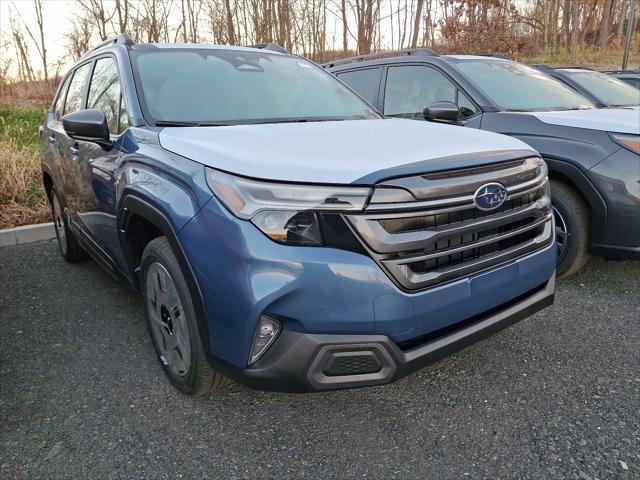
[345,157,553,291]
[381,216,552,290]
[387,213,551,265]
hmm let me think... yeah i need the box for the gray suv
[326,51,640,276]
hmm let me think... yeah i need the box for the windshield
[131,48,378,125]
[563,71,640,107]
[455,60,594,111]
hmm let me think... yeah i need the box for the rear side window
[54,75,72,119]
[63,63,92,115]
[337,68,381,106]
[88,57,128,135]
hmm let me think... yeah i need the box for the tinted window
[63,63,92,115]
[337,68,381,105]
[566,71,640,106]
[384,66,463,119]
[88,57,128,134]
[620,78,640,89]
[54,75,72,119]
[131,49,378,124]
[456,60,594,111]
[457,92,479,118]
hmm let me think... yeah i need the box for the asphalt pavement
[1,240,638,480]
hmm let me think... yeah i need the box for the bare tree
[10,0,48,80]
[224,0,237,44]
[600,0,613,47]
[114,0,130,33]
[66,14,94,60]
[353,0,380,54]
[411,0,425,48]
[77,0,114,41]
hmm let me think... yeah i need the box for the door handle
[48,135,56,145]
[70,144,80,161]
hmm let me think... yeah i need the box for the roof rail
[322,48,439,69]
[552,65,595,71]
[247,43,288,53]
[82,33,134,59]
[479,53,512,60]
[531,64,555,72]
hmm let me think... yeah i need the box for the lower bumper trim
[209,273,555,392]
[591,242,640,260]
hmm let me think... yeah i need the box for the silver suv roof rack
[247,43,288,53]
[322,48,439,69]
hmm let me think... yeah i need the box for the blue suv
[41,35,556,394]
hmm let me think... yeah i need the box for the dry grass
[0,140,50,229]
[0,78,59,109]
[522,42,640,69]
[0,104,51,229]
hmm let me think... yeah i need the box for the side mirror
[422,102,460,124]
[62,109,112,149]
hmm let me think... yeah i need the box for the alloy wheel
[145,262,191,376]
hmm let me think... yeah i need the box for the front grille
[345,157,553,291]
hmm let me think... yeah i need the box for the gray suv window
[54,75,72,119]
[88,57,128,135]
[337,68,381,106]
[384,65,478,119]
[63,63,92,115]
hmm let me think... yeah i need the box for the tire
[50,187,88,262]
[141,236,230,395]
[551,180,590,278]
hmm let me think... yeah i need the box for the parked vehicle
[606,69,640,89]
[326,51,640,276]
[532,65,640,107]
[41,36,556,395]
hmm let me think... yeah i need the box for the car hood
[531,108,640,135]
[158,118,535,184]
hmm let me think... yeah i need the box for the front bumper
[588,147,640,257]
[179,194,556,371]
[211,273,555,392]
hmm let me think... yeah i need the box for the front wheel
[551,180,590,277]
[141,236,230,395]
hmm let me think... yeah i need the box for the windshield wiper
[244,117,364,125]
[156,120,199,127]
[155,120,230,127]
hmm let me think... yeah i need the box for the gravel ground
[1,240,638,480]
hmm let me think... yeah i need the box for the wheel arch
[544,157,607,245]
[42,171,54,201]
[119,194,212,355]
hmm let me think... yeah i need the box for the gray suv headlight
[609,133,640,155]
[206,168,371,246]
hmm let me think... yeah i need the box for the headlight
[206,168,371,246]
[610,133,640,154]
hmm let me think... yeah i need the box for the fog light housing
[249,316,281,365]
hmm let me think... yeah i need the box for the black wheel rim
[553,205,569,265]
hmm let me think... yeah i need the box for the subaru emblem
[474,183,508,211]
